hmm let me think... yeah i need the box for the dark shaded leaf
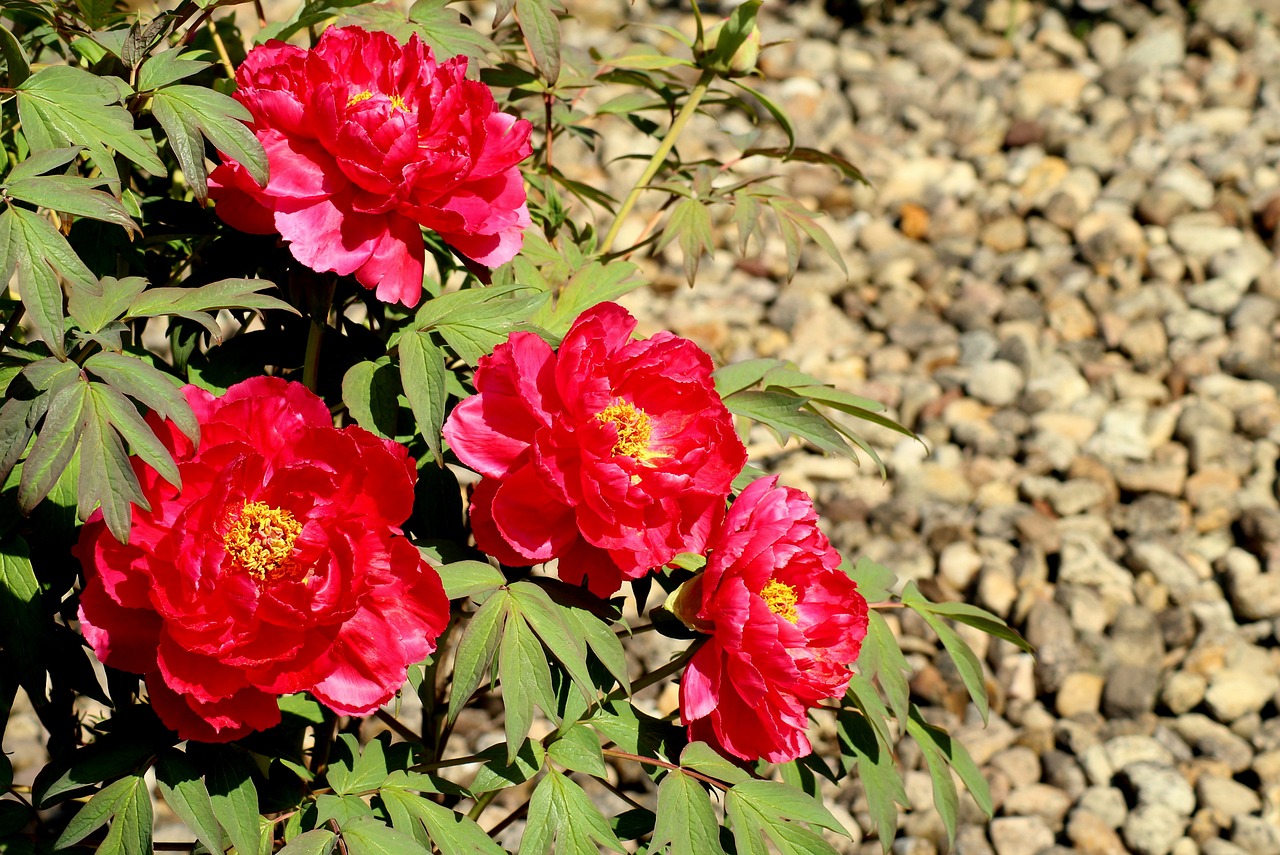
[155,749,223,855]
[515,0,560,85]
[150,85,267,202]
[209,749,261,855]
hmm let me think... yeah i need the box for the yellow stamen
[596,399,661,461]
[760,579,799,624]
[223,501,302,584]
[389,94,407,111]
[347,91,374,107]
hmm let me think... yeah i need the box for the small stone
[938,541,983,591]
[1232,816,1280,855]
[966,360,1025,407]
[1123,22,1185,68]
[1119,762,1196,817]
[1105,735,1175,772]
[991,816,1056,855]
[1078,786,1128,829]
[1204,668,1280,722]
[982,216,1029,253]
[1175,714,1254,773]
[900,203,930,241]
[1104,663,1161,719]
[1057,672,1106,717]
[1124,804,1186,855]
[1161,672,1207,715]
[1197,775,1262,819]
[1004,784,1073,829]
[1069,811,1127,855]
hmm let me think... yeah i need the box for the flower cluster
[445,303,870,761]
[210,26,532,308]
[76,377,449,742]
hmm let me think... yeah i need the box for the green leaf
[723,389,850,458]
[68,276,147,336]
[124,278,293,320]
[54,776,131,849]
[398,332,446,461]
[330,733,392,796]
[725,779,845,855]
[0,23,31,87]
[905,709,959,844]
[844,673,894,754]
[82,351,198,444]
[728,78,796,153]
[836,708,905,847]
[713,358,776,398]
[650,770,724,855]
[563,606,630,694]
[77,392,147,541]
[102,773,154,855]
[0,536,45,704]
[406,0,494,66]
[509,581,596,708]
[315,794,375,828]
[136,49,212,91]
[655,196,715,286]
[498,612,558,760]
[342,816,431,855]
[547,723,605,777]
[527,257,642,337]
[90,382,179,489]
[277,829,338,855]
[4,175,136,232]
[412,285,550,366]
[912,599,1034,654]
[742,146,865,184]
[150,84,267,202]
[908,707,992,818]
[468,740,545,794]
[678,742,750,786]
[606,52,694,70]
[16,65,165,178]
[848,556,894,603]
[858,610,912,725]
[446,588,509,725]
[514,0,560,85]
[5,146,83,183]
[18,379,89,513]
[904,582,990,722]
[518,769,625,855]
[706,0,761,71]
[342,359,400,439]
[155,749,223,855]
[208,749,261,855]
[437,560,505,601]
[3,204,97,359]
[381,788,505,855]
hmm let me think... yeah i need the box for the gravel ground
[8,0,1280,852]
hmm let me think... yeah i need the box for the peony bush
[0,1,1029,853]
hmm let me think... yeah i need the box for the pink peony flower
[443,302,747,597]
[75,377,449,742]
[209,26,532,307]
[674,476,869,763]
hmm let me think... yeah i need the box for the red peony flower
[674,476,868,763]
[209,26,532,308]
[75,377,449,742]
[442,302,747,597]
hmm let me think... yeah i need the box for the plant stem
[598,68,715,256]
[302,277,336,394]
[373,708,422,744]
[467,789,500,822]
[601,747,730,791]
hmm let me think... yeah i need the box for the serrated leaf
[342,359,400,439]
[548,723,605,776]
[407,0,494,66]
[468,740,545,794]
[655,196,715,286]
[315,793,375,828]
[82,350,197,444]
[69,276,148,336]
[398,332,446,461]
[16,65,165,178]
[447,589,510,724]
[498,613,558,760]
[77,394,146,541]
[381,788,504,855]
[847,556,894,603]
[150,84,267,201]
[54,776,132,849]
[124,278,293,320]
[4,175,136,232]
[712,358,776,398]
[437,560,505,601]
[18,379,89,513]
[209,749,260,855]
[858,610,911,725]
[509,581,596,709]
[342,816,431,855]
[514,0,560,85]
[650,770,723,855]
[136,49,212,91]
[518,769,625,855]
[277,829,337,855]
[155,749,223,855]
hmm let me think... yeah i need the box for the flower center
[596,399,658,461]
[760,579,799,624]
[389,94,408,111]
[347,90,374,107]
[223,501,303,584]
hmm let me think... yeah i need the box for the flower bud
[702,20,762,76]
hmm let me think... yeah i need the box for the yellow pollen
[223,501,302,584]
[389,94,408,110]
[596,399,657,461]
[760,579,799,624]
[347,91,374,107]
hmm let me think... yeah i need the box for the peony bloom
[442,302,746,597]
[75,377,449,742]
[209,26,532,308]
[673,476,869,763]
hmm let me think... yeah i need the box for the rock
[1003,784,1073,829]
[966,360,1025,407]
[1119,762,1197,817]
[1161,671,1208,715]
[990,816,1056,855]
[1103,663,1162,719]
[1197,775,1263,819]
[1057,672,1106,718]
[1123,22,1185,68]
[1124,805,1186,855]
[1069,810,1128,855]
[1232,816,1280,855]
[1174,714,1254,773]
